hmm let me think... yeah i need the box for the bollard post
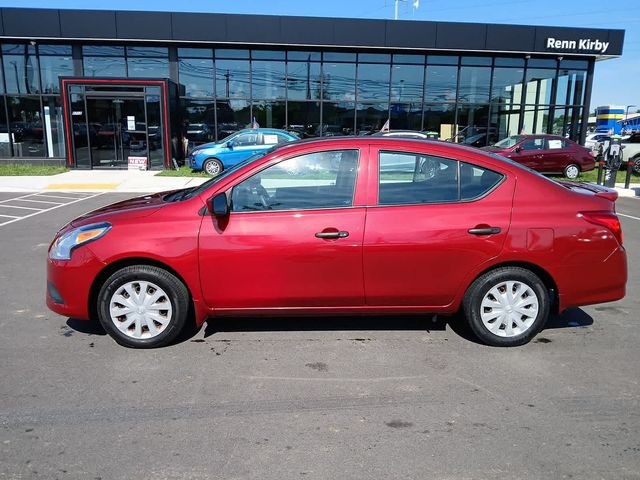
[624,159,633,190]
[596,158,604,185]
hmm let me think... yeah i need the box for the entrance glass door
[86,96,148,168]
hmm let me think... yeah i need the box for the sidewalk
[0,170,208,193]
[0,169,637,197]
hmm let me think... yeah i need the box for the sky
[1,0,638,111]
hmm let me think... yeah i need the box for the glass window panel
[215,49,250,59]
[357,63,390,101]
[178,48,212,58]
[555,69,586,106]
[251,61,285,100]
[216,60,250,98]
[82,46,124,56]
[287,60,321,101]
[322,62,356,102]
[459,162,503,200]
[146,94,165,169]
[525,68,555,105]
[127,57,169,78]
[494,57,525,67]
[179,58,214,97]
[287,101,320,138]
[68,93,90,167]
[461,56,492,66]
[6,96,45,157]
[551,106,582,141]
[39,56,73,94]
[458,66,490,103]
[527,58,556,68]
[252,100,286,129]
[182,99,216,147]
[83,56,126,77]
[490,104,521,141]
[42,96,65,157]
[379,151,459,204]
[559,59,588,70]
[323,52,356,62]
[390,64,424,103]
[126,47,167,57]
[288,51,321,61]
[2,44,35,55]
[423,103,456,140]
[0,96,9,158]
[231,150,358,212]
[390,103,422,131]
[521,106,550,135]
[424,65,457,103]
[216,99,250,138]
[356,103,388,135]
[3,54,40,94]
[491,67,524,107]
[393,54,425,65]
[38,45,72,56]
[358,53,391,63]
[427,55,458,65]
[455,104,491,147]
[252,50,285,60]
[320,102,355,136]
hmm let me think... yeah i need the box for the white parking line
[618,213,640,222]
[11,198,65,205]
[0,192,105,227]
[33,193,91,200]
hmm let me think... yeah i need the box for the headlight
[49,222,112,261]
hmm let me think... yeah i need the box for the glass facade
[0,42,592,165]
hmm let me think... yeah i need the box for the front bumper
[46,246,106,320]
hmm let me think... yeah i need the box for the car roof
[236,128,295,135]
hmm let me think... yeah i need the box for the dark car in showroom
[483,134,595,179]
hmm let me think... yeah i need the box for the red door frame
[60,77,172,169]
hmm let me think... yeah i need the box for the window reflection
[525,68,555,105]
[322,63,356,102]
[215,60,251,98]
[287,60,321,101]
[287,101,320,138]
[251,61,285,100]
[179,58,214,97]
[252,100,286,129]
[356,103,389,135]
[3,45,40,94]
[424,66,457,103]
[458,67,491,103]
[357,64,390,101]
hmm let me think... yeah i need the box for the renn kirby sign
[546,37,609,53]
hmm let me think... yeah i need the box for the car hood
[194,141,221,151]
[70,191,174,227]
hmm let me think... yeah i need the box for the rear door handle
[468,227,501,235]
[315,230,349,239]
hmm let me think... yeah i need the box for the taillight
[579,211,623,245]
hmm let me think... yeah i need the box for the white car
[584,133,609,150]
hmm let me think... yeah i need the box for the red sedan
[46,138,626,348]
[483,134,596,179]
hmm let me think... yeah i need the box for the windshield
[182,148,275,200]
[494,135,524,148]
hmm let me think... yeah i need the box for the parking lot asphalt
[1,192,639,480]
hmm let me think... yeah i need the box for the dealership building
[0,8,625,169]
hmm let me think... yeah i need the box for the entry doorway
[62,78,172,169]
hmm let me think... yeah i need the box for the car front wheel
[97,265,190,348]
[203,158,223,176]
[563,164,580,179]
[463,267,550,347]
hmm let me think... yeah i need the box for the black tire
[203,158,223,177]
[632,156,640,176]
[97,265,190,348]
[563,163,580,179]
[462,267,550,347]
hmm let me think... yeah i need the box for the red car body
[47,138,626,345]
[484,134,596,176]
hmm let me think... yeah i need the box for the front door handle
[468,227,501,235]
[315,230,349,239]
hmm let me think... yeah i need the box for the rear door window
[520,138,545,151]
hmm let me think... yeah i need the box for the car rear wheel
[203,158,223,177]
[632,156,640,176]
[563,164,580,179]
[97,265,190,348]
[463,267,550,347]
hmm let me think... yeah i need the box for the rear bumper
[557,245,627,311]
[46,247,105,320]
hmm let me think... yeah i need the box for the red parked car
[46,138,626,348]
[483,134,595,179]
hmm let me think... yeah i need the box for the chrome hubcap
[205,161,220,175]
[480,280,539,338]
[109,281,172,339]
[566,166,579,178]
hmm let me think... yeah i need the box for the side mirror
[514,146,522,153]
[226,141,234,149]
[207,193,229,216]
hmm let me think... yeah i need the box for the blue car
[189,128,299,175]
